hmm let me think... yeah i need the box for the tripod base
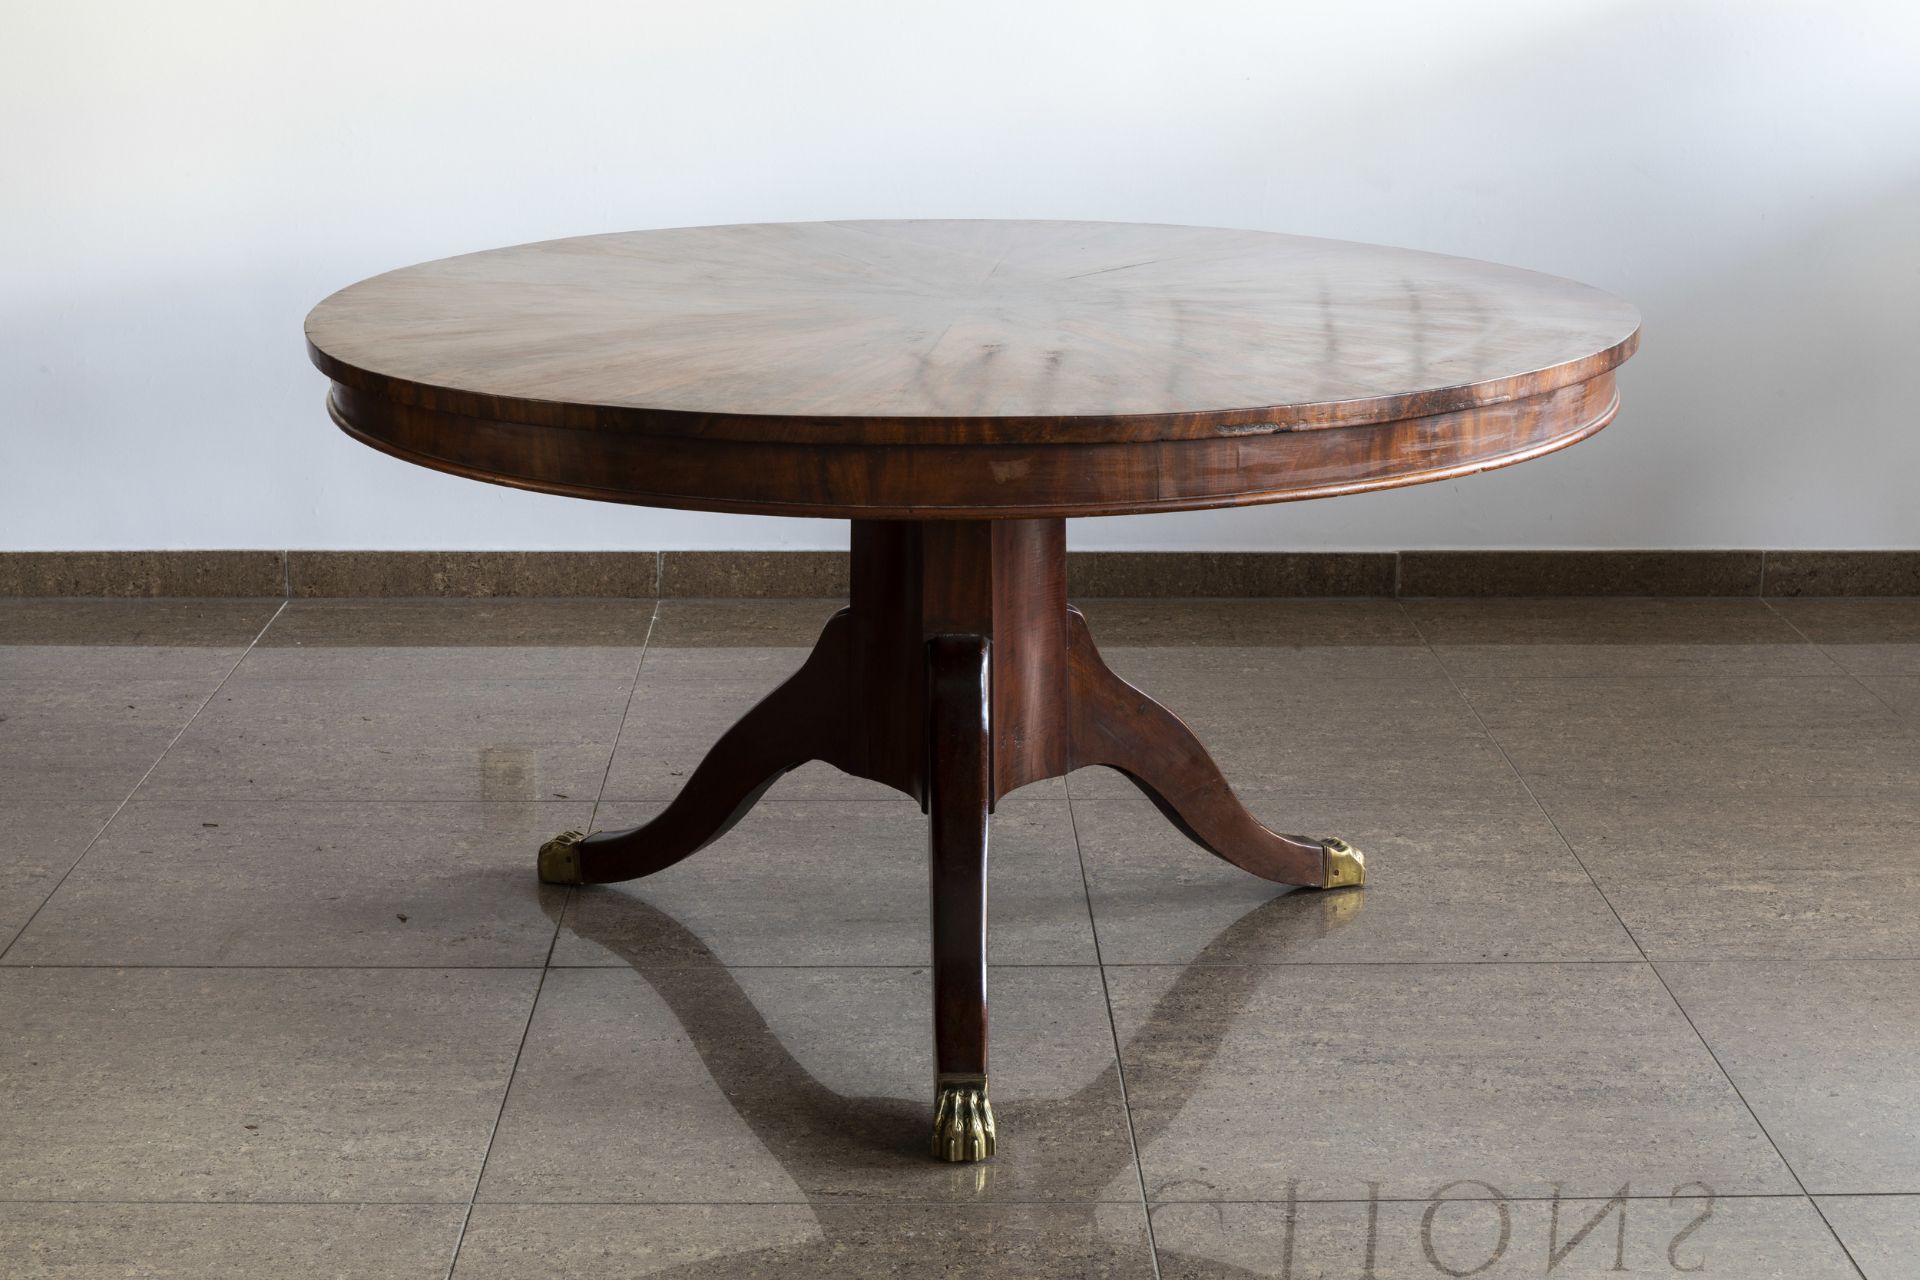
[540,519,1367,1161]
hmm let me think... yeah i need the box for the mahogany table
[305,220,1640,1163]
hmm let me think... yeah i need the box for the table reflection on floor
[526,884,1360,1275]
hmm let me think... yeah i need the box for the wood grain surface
[307,219,1639,518]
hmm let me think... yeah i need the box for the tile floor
[2,594,1918,1277]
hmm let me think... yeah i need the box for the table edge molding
[323,371,1621,520]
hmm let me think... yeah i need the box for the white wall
[3,0,1916,552]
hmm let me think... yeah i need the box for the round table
[305,219,1640,1163]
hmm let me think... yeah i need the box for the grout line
[1809,1199,1874,1278]
[14,957,1910,974]
[0,599,288,965]
[1397,599,1657,967]
[1064,786,1163,1280]
[444,966,549,1280]
[587,598,661,839]
[0,808,120,956]
[0,1190,1874,1207]
[446,597,659,1276]
[1640,958,1867,1277]
[1401,599,1869,1278]
[5,956,1917,972]
[1761,596,1906,718]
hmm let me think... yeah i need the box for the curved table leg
[538,609,855,886]
[927,634,996,1162]
[1064,608,1365,890]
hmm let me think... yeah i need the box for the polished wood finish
[927,635,992,1086]
[308,221,1638,519]
[564,520,1345,889]
[562,612,858,884]
[1064,608,1326,886]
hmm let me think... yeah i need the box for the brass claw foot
[931,1076,996,1163]
[538,830,588,885]
[1321,837,1367,889]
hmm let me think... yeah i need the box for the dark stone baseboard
[3,549,1917,598]
[0,551,288,598]
[285,551,655,599]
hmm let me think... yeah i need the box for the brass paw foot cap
[537,830,588,885]
[1322,837,1367,889]
[931,1078,996,1163]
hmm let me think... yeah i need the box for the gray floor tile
[0,802,118,953]
[1660,960,1920,1194]
[1550,794,1920,959]
[601,647,903,802]
[648,598,844,647]
[1507,727,1920,803]
[1106,963,1795,1203]
[0,647,245,800]
[0,1203,464,1278]
[1405,597,1833,677]
[1462,675,1920,801]
[0,599,279,647]
[1858,674,1920,719]
[477,966,1135,1204]
[1769,598,1920,675]
[1067,649,1531,807]
[259,597,655,648]
[1151,1194,1860,1278]
[4,801,582,967]
[139,645,638,801]
[455,1203,1156,1278]
[0,967,538,1202]
[1816,1194,1920,1280]
[11,592,1920,1275]
[554,796,1094,967]
[1462,673,1894,734]
[1078,632,1446,686]
[1075,796,1637,964]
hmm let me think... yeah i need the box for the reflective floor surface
[4,594,1920,1277]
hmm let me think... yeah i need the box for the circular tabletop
[307,220,1639,519]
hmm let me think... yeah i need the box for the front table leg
[926,634,996,1162]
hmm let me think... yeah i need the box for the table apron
[326,373,1618,520]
